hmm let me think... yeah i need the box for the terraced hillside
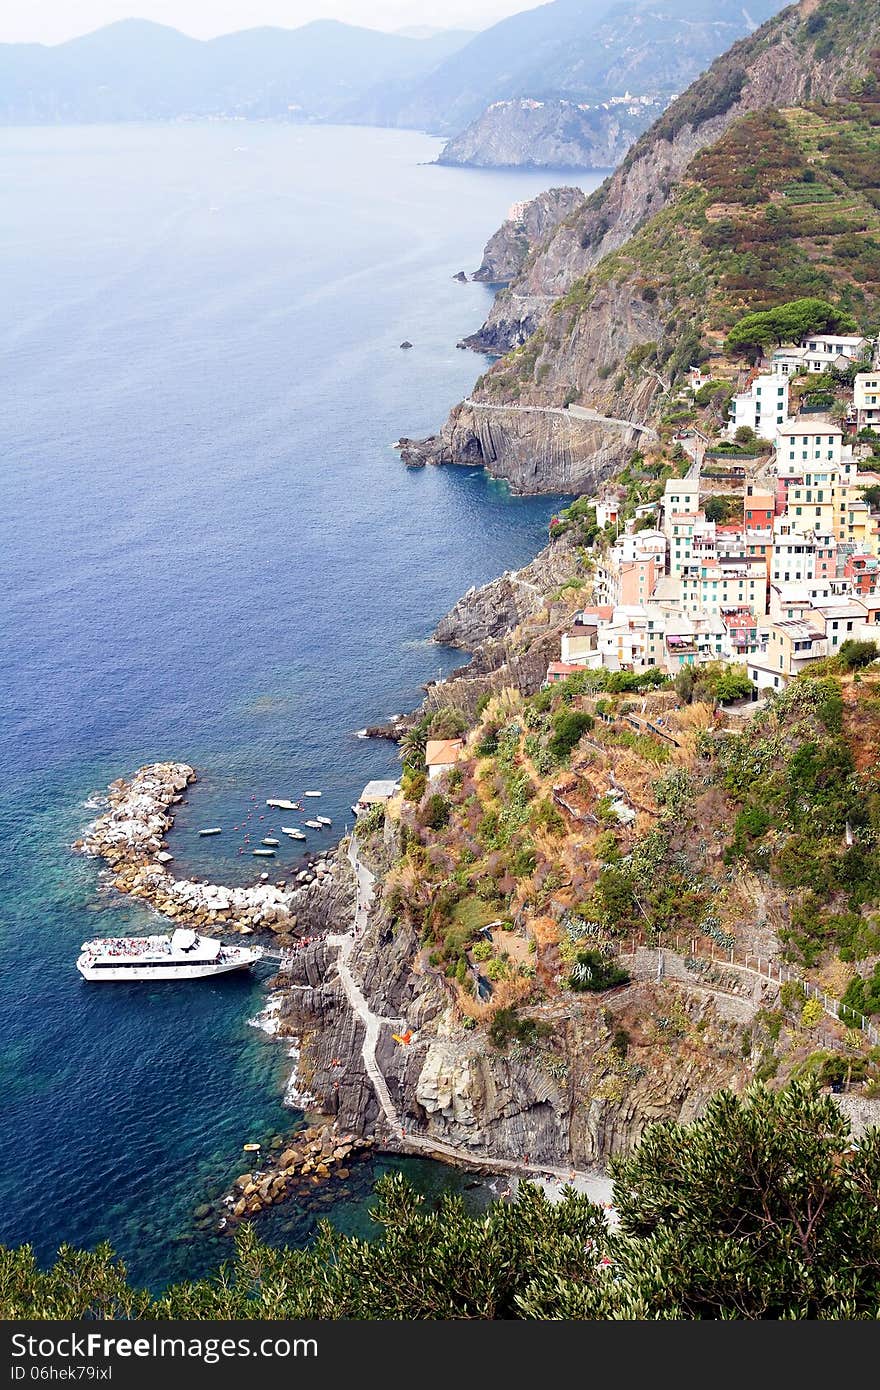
[425,23,880,494]
[505,89,880,412]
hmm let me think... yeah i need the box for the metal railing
[617,935,879,1047]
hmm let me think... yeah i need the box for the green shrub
[402,768,427,803]
[423,794,450,832]
[488,1008,552,1050]
[838,639,878,670]
[801,998,825,1028]
[547,708,594,762]
[476,723,500,756]
[841,964,880,1020]
[733,802,771,848]
[530,799,565,835]
[568,950,630,993]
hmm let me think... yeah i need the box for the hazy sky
[1,1,541,45]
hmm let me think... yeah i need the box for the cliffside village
[548,332,880,696]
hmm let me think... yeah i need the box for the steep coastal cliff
[438,100,650,173]
[269,652,880,1174]
[470,185,586,287]
[417,0,880,493]
[477,0,877,355]
[401,396,651,494]
[273,857,772,1168]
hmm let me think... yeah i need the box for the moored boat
[261,837,280,846]
[304,819,322,829]
[252,848,276,857]
[77,928,262,982]
[267,799,297,810]
[304,790,321,797]
[199,827,222,836]
[316,815,332,827]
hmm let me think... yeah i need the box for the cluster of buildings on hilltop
[547,332,880,696]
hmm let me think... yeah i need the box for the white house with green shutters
[727,372,789,442]
[855,371,880,429]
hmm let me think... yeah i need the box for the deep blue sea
[0,122,602,1290]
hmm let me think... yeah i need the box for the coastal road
[330,834,615,1207]
[463,396,657,440]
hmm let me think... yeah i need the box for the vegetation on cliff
[467,0,880,419]
[518,93,880,408]
[4,1080,878,1319]
[346,618,880,1118]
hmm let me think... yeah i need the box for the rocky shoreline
[74,762,348,942]
[218,1124,375,1229]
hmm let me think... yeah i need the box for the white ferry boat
[76,928,263,982]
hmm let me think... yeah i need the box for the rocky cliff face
[425,0,880,492]
[412,397,649,495]
[438,99,650,173]
[477,0,880,353]
[275,887,762,1168]
[433,530,576,651]
[471,185,586,287]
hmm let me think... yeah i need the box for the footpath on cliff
[321,833,615,1210]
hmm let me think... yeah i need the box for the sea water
[0,121,603,1289]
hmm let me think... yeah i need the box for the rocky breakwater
[74,763,349,941]
[220,1124,374,1227]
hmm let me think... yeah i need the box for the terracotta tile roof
[425,739,465,767]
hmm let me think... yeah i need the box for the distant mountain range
[343,0,787,136]
[0,2,790,170]
[0,18,474,124]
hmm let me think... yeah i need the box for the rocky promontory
[74,763,354,941]
[438,100,644,174]
[395,397,643,495]
[470,185,586,286]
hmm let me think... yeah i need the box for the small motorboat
[252,848,276,857]
[243,1142,261,1153]
[351,804,360,816]
[282,827,307,840]
[267,798,297,810]
[304,819,322,830]
[262,837,280,846]
[316,815,332,827]
[304,790,322,797]
[199,827,222,836]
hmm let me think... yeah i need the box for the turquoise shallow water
[0,122,601,1289]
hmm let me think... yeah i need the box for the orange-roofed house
[425,739,465,782]
[546,661,590,684]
